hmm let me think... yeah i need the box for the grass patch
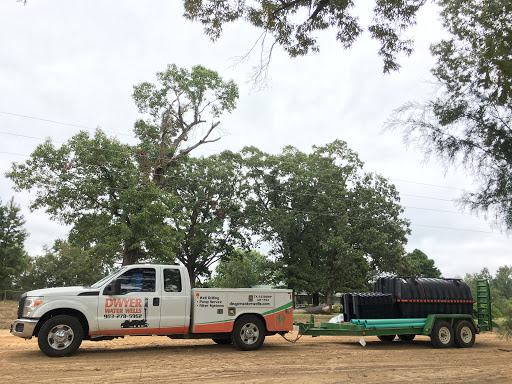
[0,300,18,329]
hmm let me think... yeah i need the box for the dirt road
[2,329,512,383]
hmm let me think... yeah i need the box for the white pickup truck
[10,264,293,357]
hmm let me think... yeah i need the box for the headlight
[22,297,44,317]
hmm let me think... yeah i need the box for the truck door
[159,268,188,333]
[96,267,161,335]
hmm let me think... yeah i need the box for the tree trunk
[187,263,196,288]
[312,292,320,307]
[326,287,333,314]
[294,305,331,314]
[122,246,143,266]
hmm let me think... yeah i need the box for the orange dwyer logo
[104,298,143,314]
[105,298,142,308]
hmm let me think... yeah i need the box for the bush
[492,304,503,319]
[498,306,512,340]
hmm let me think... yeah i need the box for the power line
[0,111,134,138]
[411,223,498,234]
[0,130,66,144]
[389,178,465,191]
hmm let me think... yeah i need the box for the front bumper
[10,319,39,339]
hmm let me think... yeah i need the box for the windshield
[89,267,126,288]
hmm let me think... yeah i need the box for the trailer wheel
[212,337,232,345]
[398,334,416,342]
[38,315,84,357]
[377,335,395,342]
[231,315,265,351]
[430,320,454,348]
[454,320,476,348]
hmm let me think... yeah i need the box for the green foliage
[0,198,29,291]
[239,140,410,302]
[209,249,276,288]
[464,266,512,316]
[494,265,512,300]
[7,130,179,266]
[19,241,108,289]
[398,249,442,278]
[498,305,512,340]
[133,63,238,185]
[154,152,248,285]
[388,0,512,230]
[183,0,426,73]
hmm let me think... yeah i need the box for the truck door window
[164,269,182,292]
[119,268,156,294]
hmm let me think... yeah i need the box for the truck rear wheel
[377,335,395,342]
[454,320,476,348]
[231,315,265,351]
[430,320,454,348]
[38,315,84,357]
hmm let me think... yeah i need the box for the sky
[0,1,510,278]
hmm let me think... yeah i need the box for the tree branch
[169,121,221,163]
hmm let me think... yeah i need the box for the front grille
[17,293,27,319]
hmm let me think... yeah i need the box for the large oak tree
[240,140,410,306]
[7,64,239,273]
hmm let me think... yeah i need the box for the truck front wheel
[231,315,265,351]
[38,315,84,357]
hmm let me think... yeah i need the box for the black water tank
[342,292,394,321]
[374,277,474,318]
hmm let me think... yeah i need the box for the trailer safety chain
[279,332,304,343]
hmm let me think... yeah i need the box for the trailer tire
[377,335,395,342]
[454,320,476,348]
[212,337,232,345]
[398,334,416,342]
[231,315,265,351]
[431,320,454,348]
[38,315,84,357]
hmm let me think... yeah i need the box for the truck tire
[377,335,395,342]
[454,320,476,348]
[430,320,454,348]
[398,334,416,342]
[38,315,84,357]
[212,337,232,345]
[231,315,265,351]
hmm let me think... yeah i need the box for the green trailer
[293,279,496,348]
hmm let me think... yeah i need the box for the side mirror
[103,278,122,295]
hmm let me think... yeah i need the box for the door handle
[153,297,160,306]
